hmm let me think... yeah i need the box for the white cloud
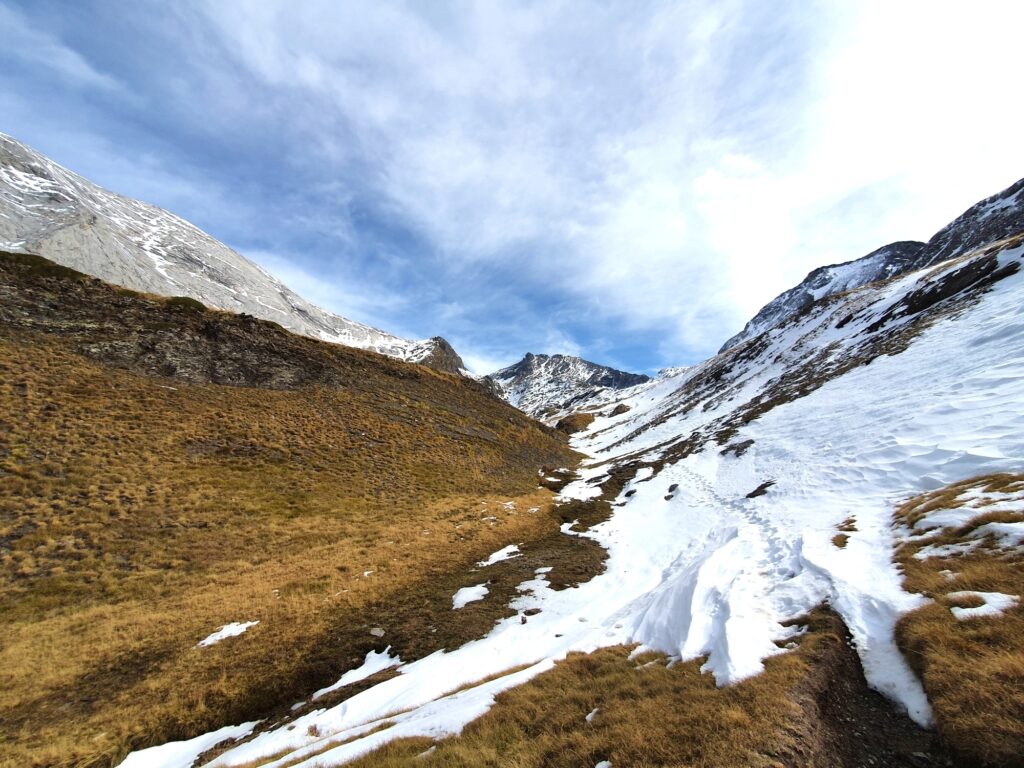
[20,0,1022,367]
[458,349,515,377]
[244,249,412,334]
[0,4,122,92]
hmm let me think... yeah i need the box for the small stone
[369,627,385,638]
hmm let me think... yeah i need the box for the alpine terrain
[2,136,1023,768]
[0,134,464,373]
[485,353,651,419]
[721,177,1024,351]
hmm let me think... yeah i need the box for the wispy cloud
[0,3,121,92]
[4,0,1024,373]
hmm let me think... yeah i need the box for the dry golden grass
[341,611,867,768]
[831,516,856,548]
[0,254,580,767]
[893,473,1024,766]
[554,412,595,435]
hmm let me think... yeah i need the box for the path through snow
[119,249,1024,767]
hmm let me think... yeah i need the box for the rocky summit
[721,176,1024,352]
[486,352,650,419]
[0,133,465,374]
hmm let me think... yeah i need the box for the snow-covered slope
[486,353,650,418]
[721,175,1024,352]
[121,183,1024,767]
[0,133,464,373]
[720,240,926,352]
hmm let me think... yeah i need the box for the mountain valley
[1,138,1023,768]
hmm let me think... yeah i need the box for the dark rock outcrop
[720,175,1024,352]
[487,353,650,418]
[408,336,466,375]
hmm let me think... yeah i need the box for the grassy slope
[894,474,1024,767]
[344,611,937,768]
[0,253,579,767]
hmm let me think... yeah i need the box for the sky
[3,1,1024,374]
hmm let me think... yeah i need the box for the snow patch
[948,591,1019,620]
[116,721,258,768]
[452,584,489,609]
[477,544,520,567]
[197,621,259,648]
[312,648,403,701]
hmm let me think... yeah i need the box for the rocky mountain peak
[0,132,463,374]
[720,175,1024,353]
[486,353,650,418]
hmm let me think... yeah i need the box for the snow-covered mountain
[721,175,1024,351]
[0,133,464,373]
[130,175,1024,767]
[485,353,650,418]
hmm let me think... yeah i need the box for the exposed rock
[720,174,1024,352]
[746,481,776,498]
[402,336,466,376]
[486,353,650,418]
[721,439,755,458]
[0,132,462,374]
[555,412,596,435]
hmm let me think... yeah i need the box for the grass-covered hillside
[0,252,579,767]
[894,474,1024,766]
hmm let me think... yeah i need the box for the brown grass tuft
[0,253,581,767]
[554,412,596,435]
[342,609,933,768]
[893,473,1024,766]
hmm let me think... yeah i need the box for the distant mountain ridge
[721,176,1024,351]
[486,352,650,418]
[0,133,465,373]
[120,167,1024,768]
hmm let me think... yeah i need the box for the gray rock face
[720,175,1024,352]
[486,353,650,418]
[720,241,926,352]
[0,133,465,374]
[922,176,1024,267]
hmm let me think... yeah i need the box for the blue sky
[3,1,1024,374]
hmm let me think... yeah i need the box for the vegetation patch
[0,249,88,280]
[0,254,581,768]
[555,412,596,435]
[343,610,941,768]
[893,473,1024,767]
[165,295,208,312]
[832,517,857,549]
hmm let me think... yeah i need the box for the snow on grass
[476,544,521,567]
[913,540,982,560]
[906,479,1024,554]
[124,246,1024,765]
[312,648,402,701]
[452,584,489,609]
[117,721,258,768]
[974,521,1024,547]
[947,591,1020,620]
[912,488,1024,533]
[196,621,259,648]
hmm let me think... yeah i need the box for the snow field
[120,246,1024,766]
